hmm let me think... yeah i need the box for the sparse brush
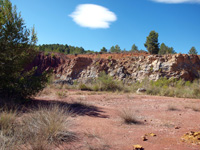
[22,105,74,144]
[38,87,55,96]
[0,131,16,150]
[167,105,180,111]
[56,91,67,99]
[119,108,142,125]
[0,110,17,135]
[25,139,51,150]
[85,141,110,150]
[79,84,92,91]
[192,106,200,112]
[84,135,110,150]
[96,72,123,92]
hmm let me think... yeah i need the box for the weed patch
[119,108,142,125]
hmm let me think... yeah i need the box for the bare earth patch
[35,90,200,150]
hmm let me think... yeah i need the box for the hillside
[29,52,200,83]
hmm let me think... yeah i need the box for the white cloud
[69,4,117,29]
[152,0,200,3]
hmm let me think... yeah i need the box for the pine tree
[131,44,138,52]
[100,47,107,53]
[114,45,121,52]
[144,31,159,54]
[0,0,50,100]
[188,47,198,55]
[110,46,115,52]
[159,43,176,55]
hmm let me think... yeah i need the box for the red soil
[35,90,200,150]
[66,52,149,59]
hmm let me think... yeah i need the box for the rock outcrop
[29,52,200,83]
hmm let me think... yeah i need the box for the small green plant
[150,66,153,72]
[108,56,112,60]
[79,84,92,91]
[97,54,101,59]
[138,66,142,71]
[95,62,100,66]
[193,88,200,97]
[44,51,49,56]
[97,72,122,92]
[51,53,56,58]
[56,91,67,99]
[92,84,100,91]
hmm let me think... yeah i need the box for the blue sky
[11,0,200,54]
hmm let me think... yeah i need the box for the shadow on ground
[20,98,109,118]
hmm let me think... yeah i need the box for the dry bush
[0,108,19,150]
[0,105,75,150]
[119,108,142,125]
[24,139,51,150]
[84,130,110,150]
[79,84,92,91]
[167,104,180,111]
[56,90,68,99]
[0,131,16,150]
[0,110,17,135]
[22,105,73,144]
[38,86,55,96]
[184,104,200,112]
[191,106,200,112]
[85,141,110,150]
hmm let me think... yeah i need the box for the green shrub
[0,0,51,101]
[193,88,200,97]
[132,78,200,99]
[97,72,122,91]
[51,53,56,58]
[92,84,100,91]
[79,84,91,91]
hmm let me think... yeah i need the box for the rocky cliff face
[30,52,200,83]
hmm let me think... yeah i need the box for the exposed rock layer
[30,52,200,83]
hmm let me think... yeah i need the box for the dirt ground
[35,90,200,150]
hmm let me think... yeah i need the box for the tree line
[37,44,94,55]
[39,31,198,55]
[143,30,198,55]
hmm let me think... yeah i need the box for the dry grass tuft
[0,108,19,150]
[184,104,200,112]
[167,105,180,111]
[83,129,110,150]
[0,109,17,135]
[119,108,142,125]
[192,106,200,112]
[0,104,76,150]
[56,90,68,99]
[22,105,74,144]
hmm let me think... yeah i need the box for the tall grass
[23,105,73,144]
[126,77,200,99]
[44,72,200,99]
[77,72,123,92]
[0,109,17,150]
[0,105,74,150]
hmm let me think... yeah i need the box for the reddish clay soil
[35,90,200,150]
